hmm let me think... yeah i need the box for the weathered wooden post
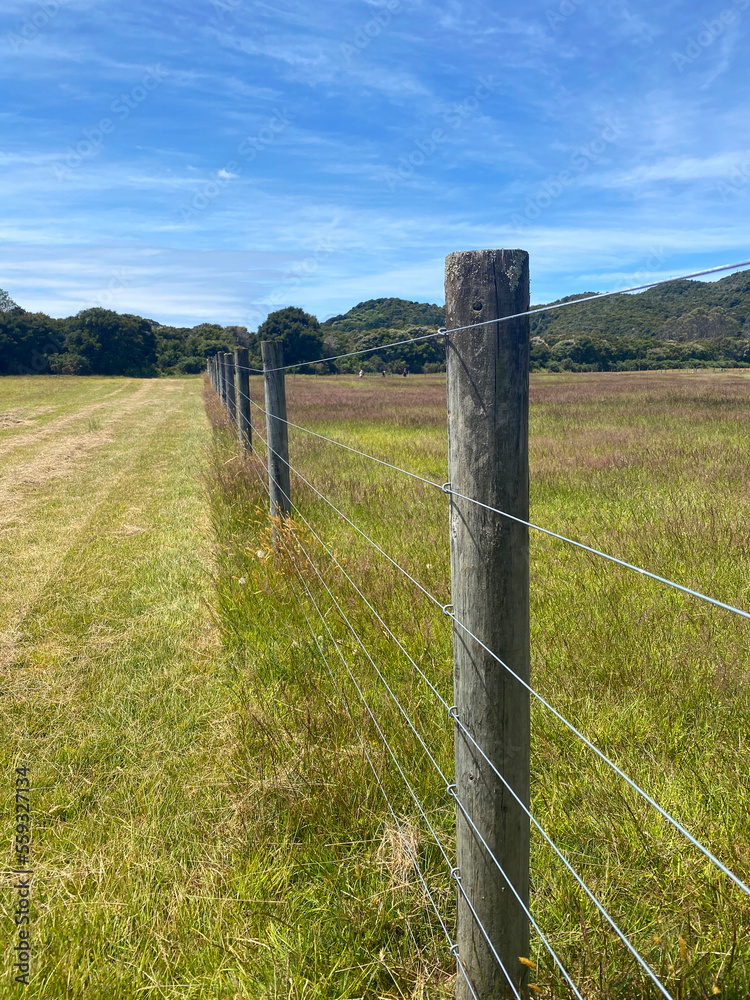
[220,353,228,406]
[223,353,232,411]
[226,352,237,425]
[261,341,291,537]
[445,249,530,999]
[234,347,252,452]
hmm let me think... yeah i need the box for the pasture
[209,370,750,999]
[1,371,749,998]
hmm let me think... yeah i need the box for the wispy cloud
[0,0,749,324]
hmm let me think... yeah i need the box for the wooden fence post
[219,353,228,407]
[234,347,253,453]
[223,353,231,409]
[225,353,237,425]
[261,341,291,535]
[445,249,531,999]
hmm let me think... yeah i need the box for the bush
[48,353,92,375]
[174,356,206,375]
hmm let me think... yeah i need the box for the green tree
[0,309,65,375]
[0,288,18,313]
[658,306,741,341]
[256,307,323,367]
[322,297,445,333]
[65,308,158,376]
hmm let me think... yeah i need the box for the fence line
[236,406,680,995]
[236,425,672,997]
[207,250,749,998]
[227,405,679,999]
[231,406,589,1000]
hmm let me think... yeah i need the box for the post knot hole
[472,300,483,312]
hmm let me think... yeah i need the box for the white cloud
[580,152,750,189]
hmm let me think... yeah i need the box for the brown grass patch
[0,411,28,427]
[377,821,421,890]
[530,370,750,416]
[246,374,448,428]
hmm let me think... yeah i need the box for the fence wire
[241,420,585,998]
[225,383,750,907]
[210,309,749,997]
[233,382,750,624]
[228,257,750,373]
[229,408,681,997]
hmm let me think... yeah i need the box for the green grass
[205,371,750,999]
[2,371,749,999]
[0,376,242,997]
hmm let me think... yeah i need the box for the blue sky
[1,0,749,327]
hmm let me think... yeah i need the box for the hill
[323,298,445,333]
[530,270,750,340]
[528,270,750,371]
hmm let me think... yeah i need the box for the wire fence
[207,255,750,999]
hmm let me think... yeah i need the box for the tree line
[0,296,446,377]
[2,273,750,376]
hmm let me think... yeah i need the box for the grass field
[1,371,749,999]
[207,370,750,999]
[0,376,240,998]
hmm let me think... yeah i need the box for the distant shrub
[48,353,92,375]
[174,356,206,374]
